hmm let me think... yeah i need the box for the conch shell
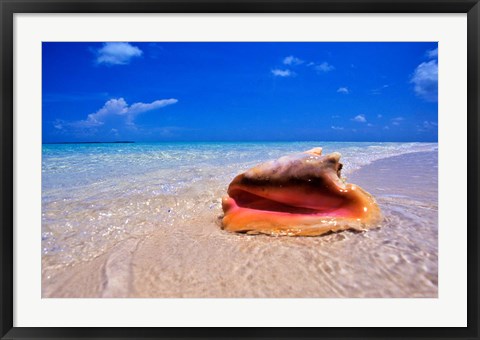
[222,147,381,236]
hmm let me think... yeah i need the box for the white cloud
[283,55,304,65]
[331,126,344,130]
[411,60,438,102]
[96,42,143,65]
[337,87,349,94]
[423,121,438,129]
[127,99,177,115]
[352,114,367,123]
[383,126,390,130]
[315,62,335,72]
[110,128,119,136]
[426,48,438,59]
[271,69,294,77]
[371,84,389,95]
[391,117,404,126]
[377,114,383,118]
[71,97,178,128]
[53,119,64,130]
[272,59,333,77]
[417,120,438,132]
[367,123,373,127]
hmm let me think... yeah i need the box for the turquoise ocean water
[42,141,437,191]
[42,142,438,297]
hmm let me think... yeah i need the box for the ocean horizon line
[42,140,439,145]
[43,141,135,144]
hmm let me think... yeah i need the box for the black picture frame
[1,0,479,339]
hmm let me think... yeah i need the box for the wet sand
[42,151,437,298]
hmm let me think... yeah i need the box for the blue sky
[42,42,438,143]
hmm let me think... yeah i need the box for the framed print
[1,0,479,339]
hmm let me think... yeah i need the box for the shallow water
[42,142,438,297]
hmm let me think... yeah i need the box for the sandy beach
[42,148,437,298]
